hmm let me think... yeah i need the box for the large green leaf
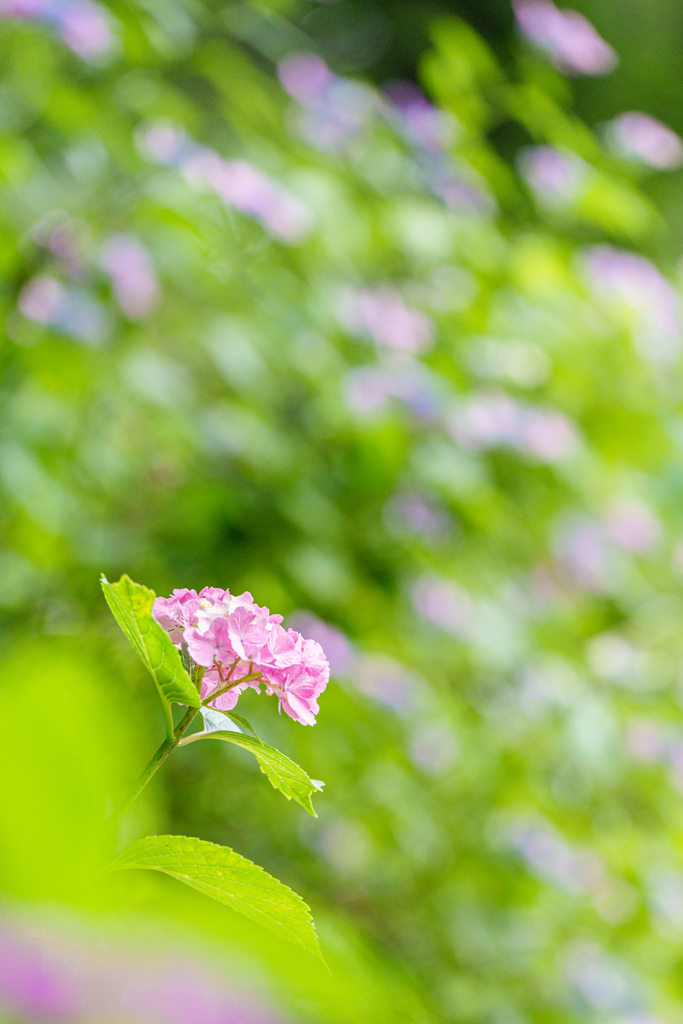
[180,726,319,816]
[110,834,324,962]
[101,575,201,738]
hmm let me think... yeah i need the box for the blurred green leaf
[180,727,319,816]
[101,574,201,739]
[110,834,324,961]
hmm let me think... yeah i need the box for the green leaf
[110,834,324,962]
[180,728,319,816]
[221,710,261,739]
[101,574,201,738]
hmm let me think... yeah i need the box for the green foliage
[1,0,683,1021]
[101,574,201,737]
[180,726,319,816]
[110,834,324,962]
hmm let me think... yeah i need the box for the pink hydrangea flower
[152,587,329,725]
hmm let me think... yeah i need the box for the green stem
[106,704,200,830]
[200,672,262,706]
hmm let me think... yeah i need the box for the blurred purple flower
[607,111,683,170]
[605,499,660,552]
[448,392,577,461]
[19,275,108,345]
[0,928,77,1020]
[339,287,434,354]
[384,492,451,540]
[412,574,472,637]
[448,392,521,450]
[409,722,459,775]
[58,0,112,59]
[139,121,192,164]
[344,360,440,420]
[0,917,289,1024]
[101,234,160,319]
[124,963,283,1024]
[625,719,669,762]
[140,122,312,243]
[385,80,454,152]
[509,820,605,893]
[288,612,356,677]
[278,53,334,106]
[278,53,376,152]
[584,245,682,364]
[19,275,65,323]
[519,146,586,205]
[519,408,578,460]
[556,519,608,591]
[355,654,425,715]
[514,0,617,75]
[35,217,82,272]
[0,0,115,60]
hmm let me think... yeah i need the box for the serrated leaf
[199,707,242,733]
[101,575,201,738]
[180,729,318,816]
[110,834,324,962]
[199,706,261,740]
[221,710,261,739]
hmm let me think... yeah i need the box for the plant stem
[106,704,200,831]
[200,671,262,706]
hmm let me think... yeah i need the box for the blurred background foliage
[4,0,683,1022]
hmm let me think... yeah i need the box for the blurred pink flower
[584,245,681,365]
[278,53,376,152]
[607,111,683,170]
[277,53,334,107]
[410,722,459,775]
[0,916,288,1024]
[0,0,45,15]
[59,0,113,59]
[625,720,669,762]
[35,217,82,272]
[519,146,586,205]
[449,392,521,449]
[287,612,356,677]
[101,234,160,319]
[412,574,472,637]
[195,157,311,242]
[448,392,577,461]
[339,287,434,354]
[154,586,329,725]
[344,361,440,420]
[385,492,450,540]
[556,519,608,591]
[605,499,660,552]
[509,820,605,893]
[0,0,115,60]
[514,0,617,75]
[0,928,77,1020]
[140,121,190,163]
[519,408,578,461]
[19,275,65,323]
[141,122,312,243]
[355,654,424,715]
[385,80,454,152]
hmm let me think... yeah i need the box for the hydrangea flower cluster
[152,587,329,726]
